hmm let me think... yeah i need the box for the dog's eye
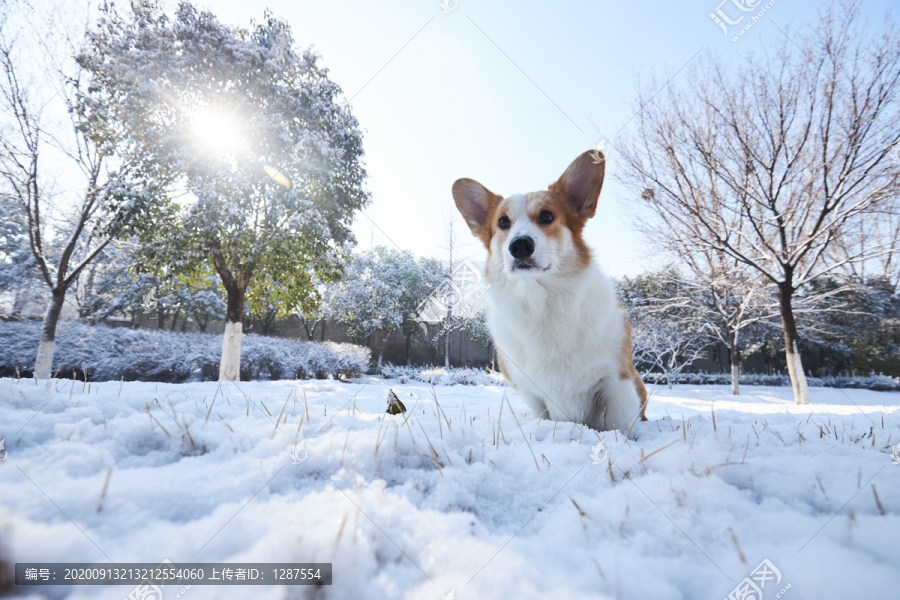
[539,210,554,224]
[498,216,511,230]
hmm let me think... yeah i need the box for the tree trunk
[444,310,451,369]
[219,286,245,381]
[12,291,26,320]
[779,283,811,404]
[665,353,674,389]
[729,327,740,396]
[34,287,66,379]
[404,331,412,366]
[376,330,392,373]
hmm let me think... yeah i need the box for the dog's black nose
[509,236,535,259]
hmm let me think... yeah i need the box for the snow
[2,377,899,599]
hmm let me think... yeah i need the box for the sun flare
[188,110,244,154]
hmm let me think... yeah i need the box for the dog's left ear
[550,150,605,219]
[453,178,501,241]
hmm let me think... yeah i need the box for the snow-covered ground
[2,376,899,599]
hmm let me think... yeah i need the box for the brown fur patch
[452,178,504,250]
[618,310,648,421]
[527,189,592,270]
[495,349,516,389]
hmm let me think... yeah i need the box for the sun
[188,109,244,155]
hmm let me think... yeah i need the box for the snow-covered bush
[0,321,369,382]
[640,370,900,391]
[380,364,507,386]
[807,373,900,392]
[378,363,900,391]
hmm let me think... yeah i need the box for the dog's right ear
[453,178,501,242]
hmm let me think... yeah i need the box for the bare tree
[688,259,766,396]
[631,312,709,390]
[646,249,769,395]
[439,221,462,369]
[0,4,163,378]
[619,2,900,403]
[619,271,711,389]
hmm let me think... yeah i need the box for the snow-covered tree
[78,2,368,380]
[71,242,138,323]
[796,276,900,376]
[651,250,769,395]
[0,188,44,316]
[619,272,712,389]
[400,256,446,365]
[0,2,169,378]
[331,247,432,372]
[462,307,495,370]
[619,3,900,403]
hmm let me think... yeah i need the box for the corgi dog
[453,150,648,432]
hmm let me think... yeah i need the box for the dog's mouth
[511,259,551,272]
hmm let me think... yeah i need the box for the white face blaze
[489,192,575,276]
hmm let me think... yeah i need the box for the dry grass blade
[146,407,171,437]
[872,485,886,515]
[274,390,291,431]
[706,462,743,475]
[570,497,588,518]
[412,412,446,471]
[496,395,505,450]
[204,395,217,424]
[505,395,539,471]
[399,397,421,428]
[637,440,678,465]
[730,529,747,565]
[96,467,113,513]
[217,413,234,432]
[430,385,452,432]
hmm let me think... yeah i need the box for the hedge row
[381,364,900,392]
[380,364,507,386]
[639,371,900,391]
[0,321,370,382]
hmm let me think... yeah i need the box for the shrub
[380,364,507,386]
[640,370,900,392]
[380,364,900,392]
[0,321,370,382]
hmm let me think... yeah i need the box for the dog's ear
[453,178,501,239]
[550,150,605,220]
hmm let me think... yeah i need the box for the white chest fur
[486,266,639,430]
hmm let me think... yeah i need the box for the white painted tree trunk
[730,328,740,396]
[778,285,810,404]
[376,330,391,373]
[786,340,811,404]
[34,289,66,380]
[444,309,451,369]
[219,320,243,381]
[34,339,54,380]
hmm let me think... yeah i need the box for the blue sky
[202,0,894,276]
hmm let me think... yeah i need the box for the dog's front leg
[517,390,550,420]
